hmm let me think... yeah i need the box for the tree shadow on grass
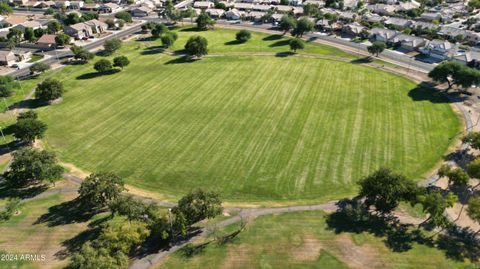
[0,182,48,200]
[180,27,202,32]
[275,52,295,57]
[407,85,459,104]
[437,226,480,262]
[55,224,103,260]
[76,69,120,80]
[34,198,98,227]
[9,98,48,110]
[224,40,244,45]
[325,199,433,253]
[269,40,290,47]
[141,46,165,55]
[351,57,373,64]
[262,34,284,41]
[164,56,195,65]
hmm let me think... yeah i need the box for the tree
[24,27,35,42]
[17,110,37,120]
[96,221,150,254]
[367,41,386,57]
[12,118,47,145]
[428,61,463,89]
[279,15,297,34]
[173,189,222,225]
[35,78,64,102]
[4,148,62,186]
[466,196,480,234]
[47,20,62,34]
[0,75,19,97]
[34,28,44,39]
[196,11,215,30]
[453,66,480,90]
[160,31,178,48]
[7,28,23,44]
[181,6,196,23]
[289,38,304,52]
[64,12,81,25]
[30,62,51,75]
[292,17,314,37]
[109,195,158,222]
[70,242,125,269]
[467,157,480,179]
[357,168,417,214]
[184,36,208,58]
[78,172,125,211]
[444,167,470,187]
[303,3,320,16]
[71,45,94,63]
[0,2,12,15]
[0,198,20,221]
[94,59,113,73]
[113,56,130,70]
[105,19,115,29]
[151,23,168,38]
[235,30,251,43]
[463,132,480,150]
[115,11,132,23]
[55,33,71,47]
[417,190,456,231]
[103,38,122,55]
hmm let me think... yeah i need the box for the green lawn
[0,193,90,269]
[34,28,460,204]
[157,211,475,269]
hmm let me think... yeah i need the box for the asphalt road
[10,22,145,78]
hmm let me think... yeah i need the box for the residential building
[0,50,16,66]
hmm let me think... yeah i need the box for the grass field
[0,192,87,269]
[157,211,475,269]
[32,28,461,203]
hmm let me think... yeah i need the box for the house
[362,13,384,24]
[292,6,303,14]
[419,39,454,60]
[342,22,365,36]
[99,3,120,13]
[438,26,467,39]
[69,0,84,9]
[81,3,99,10]
[253,4,271,11]
[0,50,16,66]
[193,1,214,9]
[55,1,70,8]
[206,8,225,18]
[225,9,242,20]
[36,34,57,47]
[14,20,43,30]
[390,34,426,51]
[247,11,265,21]
[343,0,358,9]
[303,0,324,6]
[420,12,441,22]
[64,22,93,39]
[366,4,396,15]
[275,5,293,13]
[233,3,253,10]
[84,19,108,34]
[34,1,55,8]
[271,13,283,21]
[12,0,29,6]
[131,6,153,17]
[384,17,412,29]
[412,21,438,30]
[13,50,31,62]
[370,27,398,42]
[338,11,356,22]
[397,0,420,11]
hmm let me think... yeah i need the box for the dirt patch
[332,234,384,269]
[290,234,323,262]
